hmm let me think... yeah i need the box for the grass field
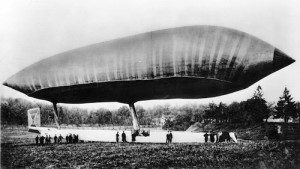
[1,129,300,168]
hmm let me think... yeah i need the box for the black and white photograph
[1,0,300,168]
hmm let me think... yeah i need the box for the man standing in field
[35,135,39,145]
[122,131,126,143]
[116,131,119,143]
[75,134,79,143]
[40,135,45,146]
[166,131,170,144]
[45,135,49,145]
[54,134,57,144]
[66,135,69,143]
[210,133,215,143]
[169,131,173,143]
[204,132,209,143]
[69,134,73,143]
[58,134,63,143]
[49,135,52,144]
[131,132,136,143]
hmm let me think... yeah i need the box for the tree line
[1,86,299,130]
[163,86,299,130]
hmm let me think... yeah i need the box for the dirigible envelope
[3,26,295,104]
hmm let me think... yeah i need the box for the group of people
[66,134,79,143]
[115,130,141,143]
[204,131,236,143]
[204,132,217,143]
[166,131,173,143]
[116,130,174,144]
[36,134,61,145]
[35,131,236,144]
[35,133,79,145]
[116,131,128,143]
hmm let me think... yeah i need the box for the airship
[3,26,295,131]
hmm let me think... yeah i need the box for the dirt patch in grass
[1,128,36,144]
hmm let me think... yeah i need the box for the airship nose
[273,48,295,71]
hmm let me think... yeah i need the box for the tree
[239,101,253,125]
[267,102,275,121]
[295,102,300,124]
[165,111,192,131]
[275,87,297,123]
[193,107,205,123]
[227,102,241,123]
[252,85,263,99]
[136,106,147,125]
[239,86,270,124]
[116,106,131,125]
[218,102,228,123]
[251,86,270,123]
[204,102,218,123]
[162,119,174,130]
[103,110,112,125]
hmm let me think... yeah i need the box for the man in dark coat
[122,131,126,143]
[35,135,39,145]
[204,132,209,143]
[169,131,173,143]
[40,135,45,146]
[49,135,52,144]
[116,132,119,143]
[66,135,69,143]
[73,134,76,143]
[54,134,57,144]
[210,133,215,142]
[58,134,63,143]
[75,134,79,143]
[69,134,73,143]
[45,135,49,145]
[166,131,170,144]
[131,133,136,143]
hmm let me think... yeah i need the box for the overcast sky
[0,0,299,110]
